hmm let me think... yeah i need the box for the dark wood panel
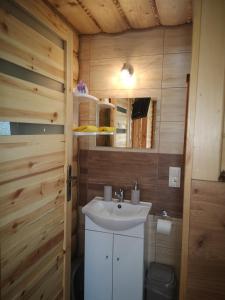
[78,150,184,217]
[187,180,225,300]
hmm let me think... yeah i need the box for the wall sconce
[120,63,134,84]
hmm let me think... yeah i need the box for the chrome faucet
[115,188,124,202]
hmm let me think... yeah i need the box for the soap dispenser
[131,180,140,204]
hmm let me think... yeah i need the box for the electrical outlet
[169,167,181,188]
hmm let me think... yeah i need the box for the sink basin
[82,197,152,230]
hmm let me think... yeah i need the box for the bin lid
[147,262,175,284]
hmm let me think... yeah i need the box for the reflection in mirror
[96,98,156,149]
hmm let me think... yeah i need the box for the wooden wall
[0,1,78,299]
[79,24,192,154]
[180,1,225,299]
[187,180,225,300]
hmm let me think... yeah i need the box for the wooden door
[0,0,73,299]
[113,234,144,300]
[84,230,113,300]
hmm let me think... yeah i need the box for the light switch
[169,167,181,188]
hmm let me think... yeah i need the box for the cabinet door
[84,230,113,300]
[113,235,144,300]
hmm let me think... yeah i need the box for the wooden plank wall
[191,0,225,181]
[187,180,225,300]
[180,1,225,299]
[0,1,78,299]
[221,108,225,171]
[79,24,192,154]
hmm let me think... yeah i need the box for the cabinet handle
[106,255,109,259]
[117,257,120,261]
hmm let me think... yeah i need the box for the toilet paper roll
[156,219,172,235]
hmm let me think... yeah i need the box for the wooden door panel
[0,1,73,299]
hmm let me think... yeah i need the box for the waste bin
[146,262,177,300]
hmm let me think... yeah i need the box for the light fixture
[120,63,134,82]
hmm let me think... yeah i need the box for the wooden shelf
[73,131,114,136]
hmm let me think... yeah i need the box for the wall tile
[90,55,163,90]
[162,53,191,88]
[161,88,187,122]
[159,121,185,154]
[79,150,184,217]
[155,246,177,266]
[90,28,164,60]
[164,24,192,54]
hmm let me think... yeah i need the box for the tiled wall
[79,150,184,218]
[145,215,182,277]
[77,25,191,274]
[78,150,183,275]
[79,24,192,154]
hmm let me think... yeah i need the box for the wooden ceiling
[47,0,192,34]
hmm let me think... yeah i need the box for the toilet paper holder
[160,209,169,218]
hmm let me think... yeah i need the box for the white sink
[82,197,152,230]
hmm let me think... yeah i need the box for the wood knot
[1,22,8,33]
[14,188,24,199]
[12,222,18,229]
[51,112,58,123]
[197,234,207,248]
[68,1,77,6]
[28,161,35,168]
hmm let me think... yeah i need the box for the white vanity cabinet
[84,216,144,300]
[84,230,113,300]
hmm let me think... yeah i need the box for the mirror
[96,97,156,149]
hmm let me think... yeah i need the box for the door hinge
[67,165,77,202]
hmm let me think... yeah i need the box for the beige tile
[159,121,185,154]
[164,24,192,54]
[79,36,91,60]
[145,243,156,264]
[155,246,177,267]
[156,221,177,249]
[161,88,187,122]
[90,55,163,90]
[79,59,90,87]
[162,53,191,88]
[90,28,164,60]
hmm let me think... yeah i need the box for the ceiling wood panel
[81,0,129,33]
[47,0,101,34]
[47,0,192,34]
[118,0,158,29]
[155,0,192,26]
